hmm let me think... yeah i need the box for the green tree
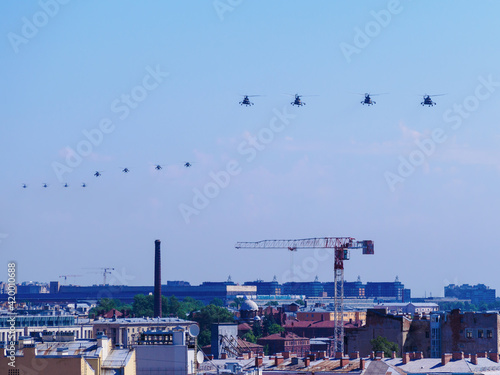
[168,295,182,316]
[189,304,234,346]
[295,299,305,306]
[210,298,224,307]
[232,297,244,309]
[267,323,284,335]
[89,298,131,318]
[198,330,211,347]
[252,320,263,338]
[262,314,283,336]
[243,331,257,343]
[133,294,154,317]
[181,297,204,315]
[132,294,206,318]
[370,336,399,358]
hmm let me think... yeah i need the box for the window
[478,329,484,338]
[466,329,473,338]
[487,330,493,338]
[426,331,429,338]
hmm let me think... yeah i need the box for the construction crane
[235,237,374,355]
[83,267,115,285]
[59,275,83,284]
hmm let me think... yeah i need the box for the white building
[134,325,201,375]
[374,302,439,315]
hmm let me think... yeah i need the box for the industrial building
[365,277,411,302]
[92,316,196,348]
[444,284,496,305]
[282,278,325,297]
[1,276,413,305]
[244,277,281,295]
[0,314,93,345]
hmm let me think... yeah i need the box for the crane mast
[235,237,374,355]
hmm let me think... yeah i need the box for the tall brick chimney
[154,240,162,318]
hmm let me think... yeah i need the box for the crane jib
[234,236,374,356]
[235,238,374,254]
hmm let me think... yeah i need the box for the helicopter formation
[20,162,194,189]
[239,93,446,107]
[20,91,447,190]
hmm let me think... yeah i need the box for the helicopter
[359,93,387,105]
[288,93,317,107]
[362,93,375,105]
[421,94,445,107]
[121,167,130,173]
[94,171,102,177]
[63,183,69,188]
[291,94,306,107]
[81,183,87,188]
[22,184,27,189]
[42,183,48,188]
[239,95,261,106]
[154,164,163,171]
[184,162,193,168]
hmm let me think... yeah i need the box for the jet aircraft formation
[20,162,194,189]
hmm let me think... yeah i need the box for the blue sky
[1,1,500,297]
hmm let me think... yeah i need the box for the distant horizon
[6,277,496,301]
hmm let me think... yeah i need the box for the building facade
[134,328,198,375]
[0,334,136,375]
[92,317,196,348]
[257,332,310,356]
[430,309,500,357]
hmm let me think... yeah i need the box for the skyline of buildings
[2,278,495,302]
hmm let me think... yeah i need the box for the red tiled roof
[237,338,263,350]
[102,309,123,318]
[285,320,362,328]
[258,332,306,341]
[238,323,252,331]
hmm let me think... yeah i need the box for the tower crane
[83,267,115,285]
[235,237,374,355]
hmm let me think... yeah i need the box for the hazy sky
[1,1,500,298]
